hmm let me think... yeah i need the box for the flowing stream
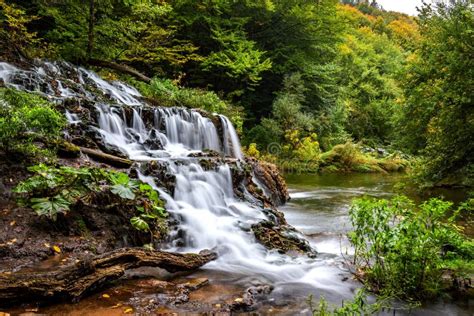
[1,61,471,315]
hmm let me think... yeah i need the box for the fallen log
[0,248,217,306]
[88,59,151,83]
[80,146,133,168]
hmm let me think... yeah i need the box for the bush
[0,88,66,159]
[319,142,407,173]
[349,195,474,300]
[135,78,243,132]
[14,164,167,235]
[143,78,227,112]
[309,290,382,316]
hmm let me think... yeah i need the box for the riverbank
[2,173,471,315]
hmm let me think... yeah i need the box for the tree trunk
[80,147,133,168]
[88,59,152,83]
[87,0,95,60]
[0,248,216,306]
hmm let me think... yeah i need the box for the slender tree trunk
[87,0,95,60]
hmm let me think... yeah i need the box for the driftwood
[80,147,133,168]
[88,59,151,83]
[0,248,217,306]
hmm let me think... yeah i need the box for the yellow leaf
[9,221,15,226]
[7,238,17,245]
[102,294,110,299]
[124,308,133,314]
[53,245,61,253]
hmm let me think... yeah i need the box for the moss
[57,140,81,158]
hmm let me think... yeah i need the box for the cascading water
[0,60,352,296]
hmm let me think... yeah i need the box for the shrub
[145,78,226,112]
[14,164,167,235]
[135,77,244,132]
[349,195,474,300]
[0,88,66,159]
[244,143,260,159]
[309,290,383,316]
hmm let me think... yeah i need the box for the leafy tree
[0,0,42,58]
[397,1,474,187]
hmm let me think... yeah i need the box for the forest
[0,0,473,315]
[1,0,473,187]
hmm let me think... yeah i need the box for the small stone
[182,278,209,291]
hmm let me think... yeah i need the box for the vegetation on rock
[14,164,167,236]
[0,88,66,160]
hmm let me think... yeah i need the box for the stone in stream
[231,284,274,312]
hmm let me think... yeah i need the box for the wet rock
[231,284,274,312]
[247,158,290,206]
[181,278,209,291]
[187,150,221,158]
[252,220,316,257]
[135,279,172,290]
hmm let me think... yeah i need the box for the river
[8,173,468,315]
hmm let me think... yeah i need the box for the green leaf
[130,216,149,231]
[109,172,131,185]
[151,205,167,218]
[30,195,71,220]
[111,184,135,200]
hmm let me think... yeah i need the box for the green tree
[397,1,474,187]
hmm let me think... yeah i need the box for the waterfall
[0,60,345,292]
[220,115,244,160]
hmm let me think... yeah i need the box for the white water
[0,60,353,293]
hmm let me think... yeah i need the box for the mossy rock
[251,220,316,257]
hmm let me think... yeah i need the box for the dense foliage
[0,0,472,185]
[396,2,474,188]
[0,88,66,159]
[349,195,473,300]
[14,164,167,235]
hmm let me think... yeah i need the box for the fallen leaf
[102,294,110,299]
[110,303,122,309]
[53,245,61,253]
[9,221,15,226]
[124,307,133,314]
[44,243,50,248]
[7,238,17,245]
[234,298,243,303]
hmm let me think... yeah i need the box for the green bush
[309,290,382,316]
[0,88,66,159]
[134,77,243,132]
[14,164,167,235]
[145,78,226,113]
[349,195,473,300]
